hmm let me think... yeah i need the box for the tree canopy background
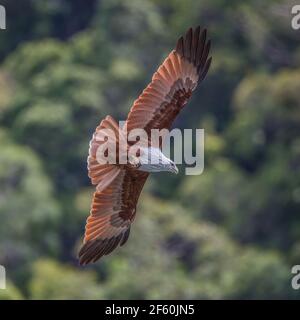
[0,0,299,299]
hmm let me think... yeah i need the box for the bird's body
[78,26,212,265]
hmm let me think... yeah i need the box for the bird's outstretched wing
[125,26,211,135]
[79,169,148,265]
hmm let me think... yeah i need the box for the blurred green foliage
[0,0,299,299]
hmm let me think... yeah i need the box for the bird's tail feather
[87,115,126,192]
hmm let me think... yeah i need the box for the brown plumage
[78,26,212,265]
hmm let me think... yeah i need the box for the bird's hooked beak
[170,163,179,174]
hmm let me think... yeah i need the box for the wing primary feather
[104,235,122,256]
[79,241,98,265]
[184,28,193,61]
[84,241,103,265]
[90,239,109,263]
[198,40,211,74]
[196,29,207,67]
[92,242,110,262]
[199,56,212,82]
[192,26,200,63]
[120,227,131,246]
[176,36,184,56]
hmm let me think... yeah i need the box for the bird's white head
[135,147,178,174]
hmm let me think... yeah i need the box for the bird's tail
[87,115,127,192]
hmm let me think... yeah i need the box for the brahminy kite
[78,26,212,265]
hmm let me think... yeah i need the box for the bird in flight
[78,26,212,265]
